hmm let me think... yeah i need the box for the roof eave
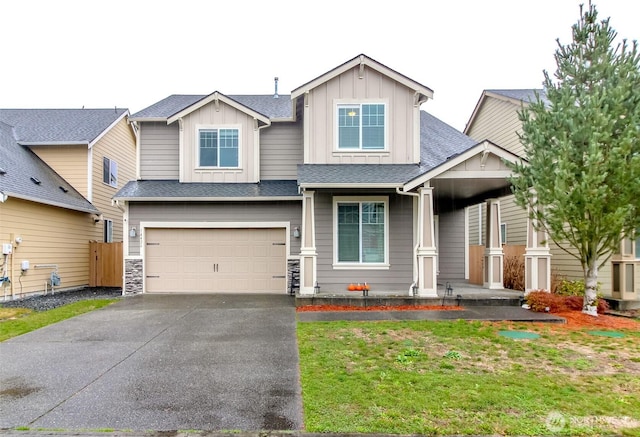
[291,54,434,100]
[298,182,403,189]
[167,92,271,125]
[112,196,301,202]
[18,141,90,147]
[1,192,99,214]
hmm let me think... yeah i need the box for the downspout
[396,187,420,296]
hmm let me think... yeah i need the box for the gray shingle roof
[131,94,293,120]
[487,89,549,106]
[0,121,99,213]
[114,179,300,200]
[0,108,127,145]
[298,111,478,185]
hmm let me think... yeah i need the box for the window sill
[333,150,389,154]
[195,167,242,171]
[332,263,390,270]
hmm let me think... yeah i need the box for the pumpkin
[348,283,356,291]
[355,283,363,291]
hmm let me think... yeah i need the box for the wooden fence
[89,241,123,287]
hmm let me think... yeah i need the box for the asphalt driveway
[0,294,302,431]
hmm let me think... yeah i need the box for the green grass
[0,299,117,342]
[297,319,640,436]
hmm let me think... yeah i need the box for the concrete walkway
[0,294,302,432]
[297,305,565,323]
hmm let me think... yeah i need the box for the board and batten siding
[313,192,414,291]
[0,198,95,297]
[438,209,465,279]
[91,117,137,242]
[181,101,258,183]
[127,201,302,257]
[306,66,418,165]
[139,122,179,180]
[260,122,303,180]
[29,145,89,198]
[466,96,524,157]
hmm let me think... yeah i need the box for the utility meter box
[21,260,30,271]
[2,243,12,255]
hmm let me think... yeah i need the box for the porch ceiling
[431,177,512,203]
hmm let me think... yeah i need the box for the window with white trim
[104,219,113,243]
[334,198,388,265]
[337,103,385,150]
[198,128,239,168]
[102,157,118,188]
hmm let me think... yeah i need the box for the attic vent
[59,186,69,193]
[30,177,41,185]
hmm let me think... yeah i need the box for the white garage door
[145,228,287,293]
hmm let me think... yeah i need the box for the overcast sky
[2,0,638,131]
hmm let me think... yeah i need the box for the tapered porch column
[417,187,438,297]
[484,198,504,289]
[525,204,551,293]
[299,190,317,295]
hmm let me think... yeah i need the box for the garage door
[145,228,287,293]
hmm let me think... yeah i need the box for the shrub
[526,290,609,314]
[503,255,525,291]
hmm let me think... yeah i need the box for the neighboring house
[0,109,137,298]
[464,89,639,301]
[115,54,524,296]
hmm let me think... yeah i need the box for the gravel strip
[1,287,122,311]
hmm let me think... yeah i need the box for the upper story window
[635,228,640,260]
[337,103,386,150]
[198,128,239,168]
[102,157,118,188]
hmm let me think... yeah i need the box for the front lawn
[0,299,117,342]
[297,319,640,436]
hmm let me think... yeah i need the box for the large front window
[199,128,239,167]
[337,103,385,150]
[335,198,388,265]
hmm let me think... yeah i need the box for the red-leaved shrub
[526,291,609,314]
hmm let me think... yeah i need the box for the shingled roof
[131,94,293,121]
[0,108,128,145]
[486,89,549,106]
[0,121,98,213]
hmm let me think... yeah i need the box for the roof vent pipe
[273,77,279,99]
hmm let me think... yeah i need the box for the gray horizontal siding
[438,209,465,280]
[260,122,303,180]
[139,122,179,179]
[127,201,302,256]
[314,191,415,292]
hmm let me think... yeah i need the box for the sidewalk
[297,305,565,323]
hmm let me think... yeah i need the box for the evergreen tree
[509,2,640,314]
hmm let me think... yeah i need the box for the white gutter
[396,187,420,296]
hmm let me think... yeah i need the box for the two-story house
[465,89,639,303]
[116,54,525,296]
[0,109,137,298]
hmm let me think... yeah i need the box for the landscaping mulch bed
[0,287,122,311]
[552,310,640,330]
[296,304,463,312]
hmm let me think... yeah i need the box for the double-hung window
[102,157,117,187]
[334,197,388,266]
[198,128,239,168]
[337,103,385,150]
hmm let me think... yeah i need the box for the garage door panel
[145,228,286,294]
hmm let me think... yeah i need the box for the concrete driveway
[0,294,302,432]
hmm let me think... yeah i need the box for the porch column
[525,203,551,293]
[483,198,504,289]
[417,187,438,297]
[299,190,317,295]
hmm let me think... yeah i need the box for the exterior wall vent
[30,176,41,185]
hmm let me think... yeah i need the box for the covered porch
[296,142,551,299]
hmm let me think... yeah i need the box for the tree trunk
[583,260,599,316]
